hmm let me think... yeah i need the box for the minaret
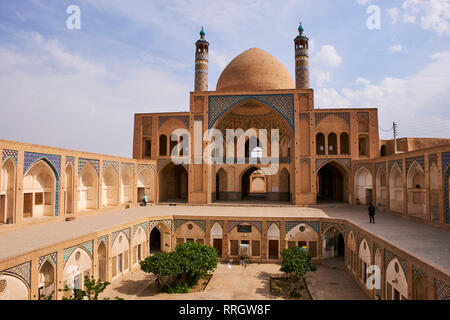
[194,27,209,92]
[294,22,310,89]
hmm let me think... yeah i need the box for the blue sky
[0,0,449,157]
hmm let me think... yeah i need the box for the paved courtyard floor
[99,259,367,300]
[0,204,449,274]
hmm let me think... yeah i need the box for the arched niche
[389,164,404,213]
[121,166,133,204]
[102,166,118,207]
[1,158,15,224]
[354,167,373,205]
[23,160,56,218]
[63,248,92,290]
[137,167,154,203]
[78,163,98,211]
[386,258,408,300]
[0,274,29,300]
[407,162,426,217]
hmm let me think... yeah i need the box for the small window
[35,193,43,205]
[237,225,252,233]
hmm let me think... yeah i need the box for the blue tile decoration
[137,164,155,175]
[0,261,31,288]
[149,219,172,232]
[78,158,100,175]
[228,221,263,234]
[112,228,130,245]
[65,156,75,167]
[208,94,295,130]
[321,221,345,235]
[384,248,408,277]
[435,279,450,300]
[299,113,310,122]
[267,221,281,230]
[353,163,373,176]
[2,149,18,165]
[39,252,57,270]
[133,222,148,237]
[406,156,425,172]
[23,152,61,216]
[428,154,438,169]
[174,219,206,232]
[375,162,386,173]
[412,265,427,283]
[122,163,135,174]
[103,160,119,175]
[63,241,93,267]
[286,221,320,234]
[389,159,403,173]
[97,234,108,248]
[443,152,450,224]
[315,112,350,128]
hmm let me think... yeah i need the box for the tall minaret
[294,22,310,89]
[194,27,209,92]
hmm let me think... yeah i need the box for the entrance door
[365,189,373,205]
[137,187,145,202]
[23,193,33,218]
[0,195,5,223]
[213,239,222,257]
[268,240,279,259]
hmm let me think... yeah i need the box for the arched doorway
[386,258,408,300]
[322,226,345,259]
[23,160,56,218]
[102,166,118,207]
[317,162,348,203]
[137,168,154,203]
[376,167,388,207]
[149,227,161,253]
[354,167,373,205]
[241,167,265,200]
[159,163,188,202]
[215,168,227,201]
[65,165,73,214]
[97,241,107,282]
[407,162,426,218]
[38,260,55,299]
[1,158,15,224]
[430,163,440,221]
[413,274,428,300]
[389,164,403,213]
[121,166,133,204]
[78,163,98,211]
[279,168,291,202]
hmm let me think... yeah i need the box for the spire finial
[298,21,304,35]
[200,26,206,39]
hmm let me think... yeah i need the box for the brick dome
[216,48,295,92]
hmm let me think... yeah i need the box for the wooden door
[23,193,33,217]
[268,240,279,259]
[213,239,222,257]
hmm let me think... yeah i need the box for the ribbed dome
[216,48,295,92]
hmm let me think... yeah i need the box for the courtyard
[99,258,367,300]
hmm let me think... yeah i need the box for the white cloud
[312,70,331,87]
[315,51,450,138]
[356,77,371,85]
[313,45,342,68]
[401,0,450,35]
[357,0,375,5]
[0,33,189,157]
[387,7,400,24]
[390,44,409,53]
[210,49,231,69]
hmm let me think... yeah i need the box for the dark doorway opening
[317,162,347,202]
[213,239,223,257]
[159,163,188,202]
[337,233,345,257]
[241,167,262,200]
[150,227,161,253]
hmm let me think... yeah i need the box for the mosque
[0,24,449,301]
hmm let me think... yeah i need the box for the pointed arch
[358,239,371,284]
[78,162,98,211]
[386,258,408,300]
[97,241,107,282]
[389,164,404,213]
[102,165,118,207]
[407,161,426,217]
[23,159,57,218]
[430,163,440,221]
[121,165,133,204]
[64,164,74,214]
[376,166,388,207]
[347,231,357,273]
[1,158,15,223]
[215,168,227,201]
[279,168,291,202]
[317,160,350,203]
[354,167,373,205]
[38,260,55,299]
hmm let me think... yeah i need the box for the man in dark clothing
[368,204,376,223]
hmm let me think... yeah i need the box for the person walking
[143,194,147,207]
[368,204,376,223]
